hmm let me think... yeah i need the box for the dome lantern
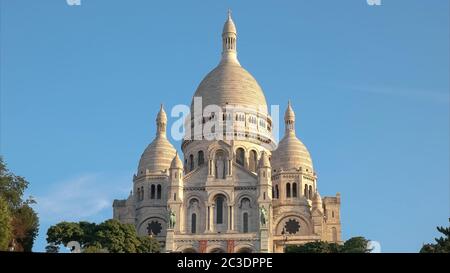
[221,9,239,65]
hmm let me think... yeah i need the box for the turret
[167,153,184,232]
[257,151,272,202]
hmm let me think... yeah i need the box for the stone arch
[197,150,205,166]
[182,247,197,253]
[189,154,194,171]
[185,194,204,233]
[176,245,197,253]
[274,213,312,236]
[236,193,255,233]
[234,243,256,253]
[235,192,255,207]
[331,227,338,242]
[207,190,232,204]
[207,246,226,253]
[235,147,245,167]
[207,144,231,160]
[137,216,167,237]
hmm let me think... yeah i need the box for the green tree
[137,236,161,253]
[46,221,86,247]
[0,157,39,251]
[0,197,12,250]
[95,219,140,253]
[420,225,450,253]
[285,237,370,253]
[0,157,29,209]
[12,204,39,251]
[285,241,341,253]
[341,236,370,253]
[46,219,160,253]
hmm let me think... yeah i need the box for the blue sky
[1,0,448,253]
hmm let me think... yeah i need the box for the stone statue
[260,206,268,227]
[215,158,225,179]
[168,209,176,229]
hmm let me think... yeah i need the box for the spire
[221,9,240,65]
[156,104,167,138]
[258,151,271,169]
[284,100,296,135]
[170,152,183,169]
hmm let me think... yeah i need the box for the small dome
[137,106,176,174]
[272,102,313,172]
[138,136,176,174]
[272,134,313,172]
[258,151,271,168]
[170,152,183,169]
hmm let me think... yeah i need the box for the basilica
[113,12,342,253]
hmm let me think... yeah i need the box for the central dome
[192,62,268,114]
[191,12,268,114]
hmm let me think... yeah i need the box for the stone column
[165,229,175,253]
[228,205,234,231]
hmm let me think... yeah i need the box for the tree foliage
[46,219,160,253]
[0,197,12,250]
[0,157,39,251]
[420,225,450,253]
[285,236,370,253]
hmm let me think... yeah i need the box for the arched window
[249,150,257,172]
[276,185,279,199]
[189,154,194,171]
[156,184,162,199]
[304,184,308,198]
[236,148,245,166]
[216,196,224,224]
[332,211,335,218]
[137,187,141,201]
[141,186,144,201]
[293,183,298,198]
[151,184,155,199]
[198,151,204,166]
[286,183,291,198]
[272,187,275,199]
[191,213,197,234]
[332,227,337,242]
[309,185,312,200]
[243,212,248,233]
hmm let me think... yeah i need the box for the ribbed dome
[272,134,313,172]
[137,105,176,174]
[138,136,176,174]
[272,102,314,172]
[192,63,268,113]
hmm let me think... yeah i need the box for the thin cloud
[35,173,131,223]
[348,85,449,105]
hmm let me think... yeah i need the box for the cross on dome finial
[228,9,232,20]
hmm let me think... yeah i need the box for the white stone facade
[113,12,342,253]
